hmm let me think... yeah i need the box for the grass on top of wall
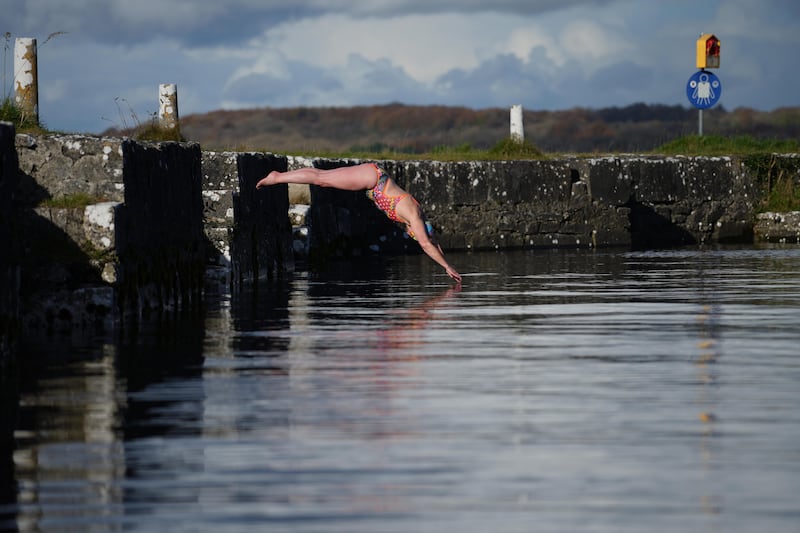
[292,137,549,162]
[654,135,800,156]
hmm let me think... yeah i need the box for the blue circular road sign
[686,70,722,109]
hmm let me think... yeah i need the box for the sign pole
[699,109,703,136]
[689,33,721,137]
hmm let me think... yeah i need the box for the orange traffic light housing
[696,34,720,69]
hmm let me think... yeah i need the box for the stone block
[84,202,120,250]
[115,140,206,317]
[449,161,491,205]
[230,152,294,284]
[682,157,735,201]
[15,135,125,204]
[629,157,686,203]
[754,211,800,243]
[586,158,632,205]
[33,206,85,244]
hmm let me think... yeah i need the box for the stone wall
[303,155,768,258]
[3,133,300,356]
[12,134,128,336]
[15,134,125,204]
[755,211,800,243]
[202,151,294,287]
[11,136,212,339]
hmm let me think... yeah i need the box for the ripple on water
[6,247,800,533]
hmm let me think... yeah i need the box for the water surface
[2,247,799,532]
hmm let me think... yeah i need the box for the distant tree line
[122,102,799,155]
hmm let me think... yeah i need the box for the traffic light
[696,34,720,69]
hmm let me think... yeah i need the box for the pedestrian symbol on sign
[686,70,722,110]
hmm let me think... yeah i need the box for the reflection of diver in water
[378,284,462,353]
[410,284,462,320]
[314,284,463,440]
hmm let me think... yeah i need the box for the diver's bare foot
[256,171,281,189]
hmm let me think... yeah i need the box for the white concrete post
[158,83,179,130]
[14,37,39,124]
[510,104,524,143]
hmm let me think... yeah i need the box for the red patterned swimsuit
[366,164,434,241]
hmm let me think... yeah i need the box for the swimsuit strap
[366,164,388,200]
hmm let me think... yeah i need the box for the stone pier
[301,155,776,258]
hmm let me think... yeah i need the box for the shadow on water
[117,314,207,440]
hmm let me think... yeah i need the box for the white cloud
[558,20,635,70]
[262,13,491,83]
[505,28,561,66]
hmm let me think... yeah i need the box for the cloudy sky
[3,0,798,134]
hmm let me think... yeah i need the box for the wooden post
[13,37,39,125]
[510,104,524,143]
[158,83,179,130]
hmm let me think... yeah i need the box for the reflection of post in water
[9,346,126,530]
[0,368,19,527]
[694,302,723,515]
[695,303,721,420]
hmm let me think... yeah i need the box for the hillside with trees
[120,103,800,155]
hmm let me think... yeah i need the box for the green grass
[281,137,549,162]
[763,176,800,212]
[134,122,185,142]
[39,192,106,209]
[654,135,800,156]
[282,135,799,162]
[0,96,48,134]
[742,154,800,213]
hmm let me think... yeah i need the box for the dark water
[2,247,799,533]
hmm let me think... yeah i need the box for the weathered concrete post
[13,38,39,125]
[510,104,524,143]
[158,83,179,131]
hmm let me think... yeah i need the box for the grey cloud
[224,65,343,106]
[4,0,620,46]
[583,62,657,106]
[436,52,565,108]
[224,53,431,108]
[5,0,797,134]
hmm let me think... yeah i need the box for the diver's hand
[446,266,462,283]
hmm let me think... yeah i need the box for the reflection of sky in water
[5,247,800,533]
